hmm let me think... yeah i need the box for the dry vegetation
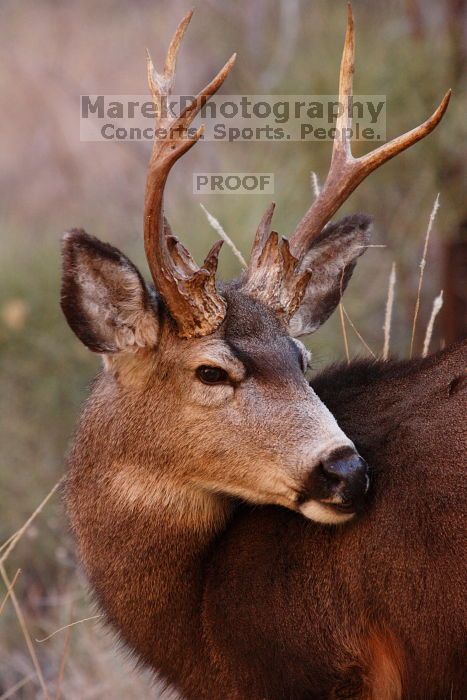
[0,0,465,697]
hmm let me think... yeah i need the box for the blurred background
[0,0,465,697]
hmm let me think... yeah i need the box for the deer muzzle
[297,446,370,524]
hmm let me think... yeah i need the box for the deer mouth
[319,481,368,512]
[325,499,356,513]
[298,478,370,524]
[321,498,363,518]
[298,498,357,524]
[297,449,370,524]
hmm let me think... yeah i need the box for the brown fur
[60,9,458,691]
[63,275,466,699]
[361,628,404,700]
[61,225,466,698]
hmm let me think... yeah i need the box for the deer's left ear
[60,229,160,353]
[288,214,372,337]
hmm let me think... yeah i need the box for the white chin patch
[299,500,354,525]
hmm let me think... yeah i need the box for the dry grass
[340,305,376,358]
[200,204,247,269]
[0,483,161,698]
[1,488,57,698]
[422,290,444,357]
[409,194,440,357]
[383,262,396,360]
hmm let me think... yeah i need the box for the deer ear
[60,229,160,353]
[288,214,372,337]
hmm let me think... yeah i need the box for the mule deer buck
[61,7,466,699]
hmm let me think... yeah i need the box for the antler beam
[288,3,451,258]
[144,11,236,338]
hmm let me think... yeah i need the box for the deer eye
[196,365,230,385]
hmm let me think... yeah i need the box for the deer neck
[69,448,234,682]
[124,477,233,634]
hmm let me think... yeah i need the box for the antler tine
[289,3,451,258]
[146,9,192,109]
[333,2,354,163]
[144,11,236,338]
[242,215,313,322]
[248,202,276,271]
[164,10,192,80]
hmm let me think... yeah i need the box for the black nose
[320,447,369,507]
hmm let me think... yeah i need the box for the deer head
[61,7,449,525]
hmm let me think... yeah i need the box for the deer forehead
[167,335,305,384]
[160,288,307,383]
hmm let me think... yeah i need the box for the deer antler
[241,4,450,320]
[144,10,236,338]
[288,3,450,257]
[241,203,313,321]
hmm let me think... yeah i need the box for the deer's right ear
[60,229,160,353]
